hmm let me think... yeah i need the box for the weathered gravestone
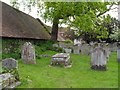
[51,53,72,67]
[109,43,118,52]
[117,43,120,62]
[1,58,21,89]
[2,58,18,69]
[81,44,90,55]
[59,43,66,49]
[53,44,59,47]
[22,42,36,64]
[109,43,113,52]
[103,43,111,61]
[90,43,108,71]
[66,43,73,48]
[73,45,80,54]
[64,48,72,53]
[113,43,118,52]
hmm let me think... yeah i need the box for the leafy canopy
[10,0,117,39]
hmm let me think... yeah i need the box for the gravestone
[103,43,111,61]
[66,43,73,48]
[64,48,72,53]
[113,43,118,52]
[73,45,80,54]
[59,43,66,49]
[53,44,59,47]
[22,42,36,64]
[109,43,118,52]
[117,43,120,62]
[1,58,21,89]
[109,43,113,52]
[90,43,108,71]
[2,58,18,69]
[51,53,72,67]
[81,44,90,55]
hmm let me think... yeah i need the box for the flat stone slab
[52,53,69,58]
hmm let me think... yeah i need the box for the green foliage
[10,1,117,40]
[51,47,65,53]
[110,28,120,41]
[2,39,24,59]
[109,18,120,41]
[2,38,65,60]
[64,40,73,44]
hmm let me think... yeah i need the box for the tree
[10,0,116,41]
[110,18,120,41]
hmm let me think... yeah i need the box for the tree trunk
[51,17,59,41]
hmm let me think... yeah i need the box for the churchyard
[0,1,119,89]
[0,41,119,88]
[12,51,118,88]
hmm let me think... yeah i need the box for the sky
[1,0,118,27]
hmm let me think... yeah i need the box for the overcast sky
[1,0,118,27]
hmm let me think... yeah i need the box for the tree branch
[97,4,114,17]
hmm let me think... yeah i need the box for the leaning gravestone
[90,43,108,71]
[22,42,36,64]
[73,45,80,54]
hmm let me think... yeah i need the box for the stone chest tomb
[51,53,72,67]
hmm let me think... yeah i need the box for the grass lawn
[17,51,118,88]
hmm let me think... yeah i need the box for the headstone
[59,43,66,49]
[2,58,18,69]
[66,43,73,48]
[64,48,72,53]
[113,43,118,52]
[81,44,90,55]
[73,45,80,54]
[90,43,108,71]
[53,44,59,47]
[117,43,120,62]
[109,43,113,52]
[22,42,36,64]
[51,53,72,67]
[109,43,118,52]
[103,43,111,61]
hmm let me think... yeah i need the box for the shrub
[51,47,65,53]
[64,40,73,44]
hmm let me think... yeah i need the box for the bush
[64,40,73,44]
[51,47,65,53]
